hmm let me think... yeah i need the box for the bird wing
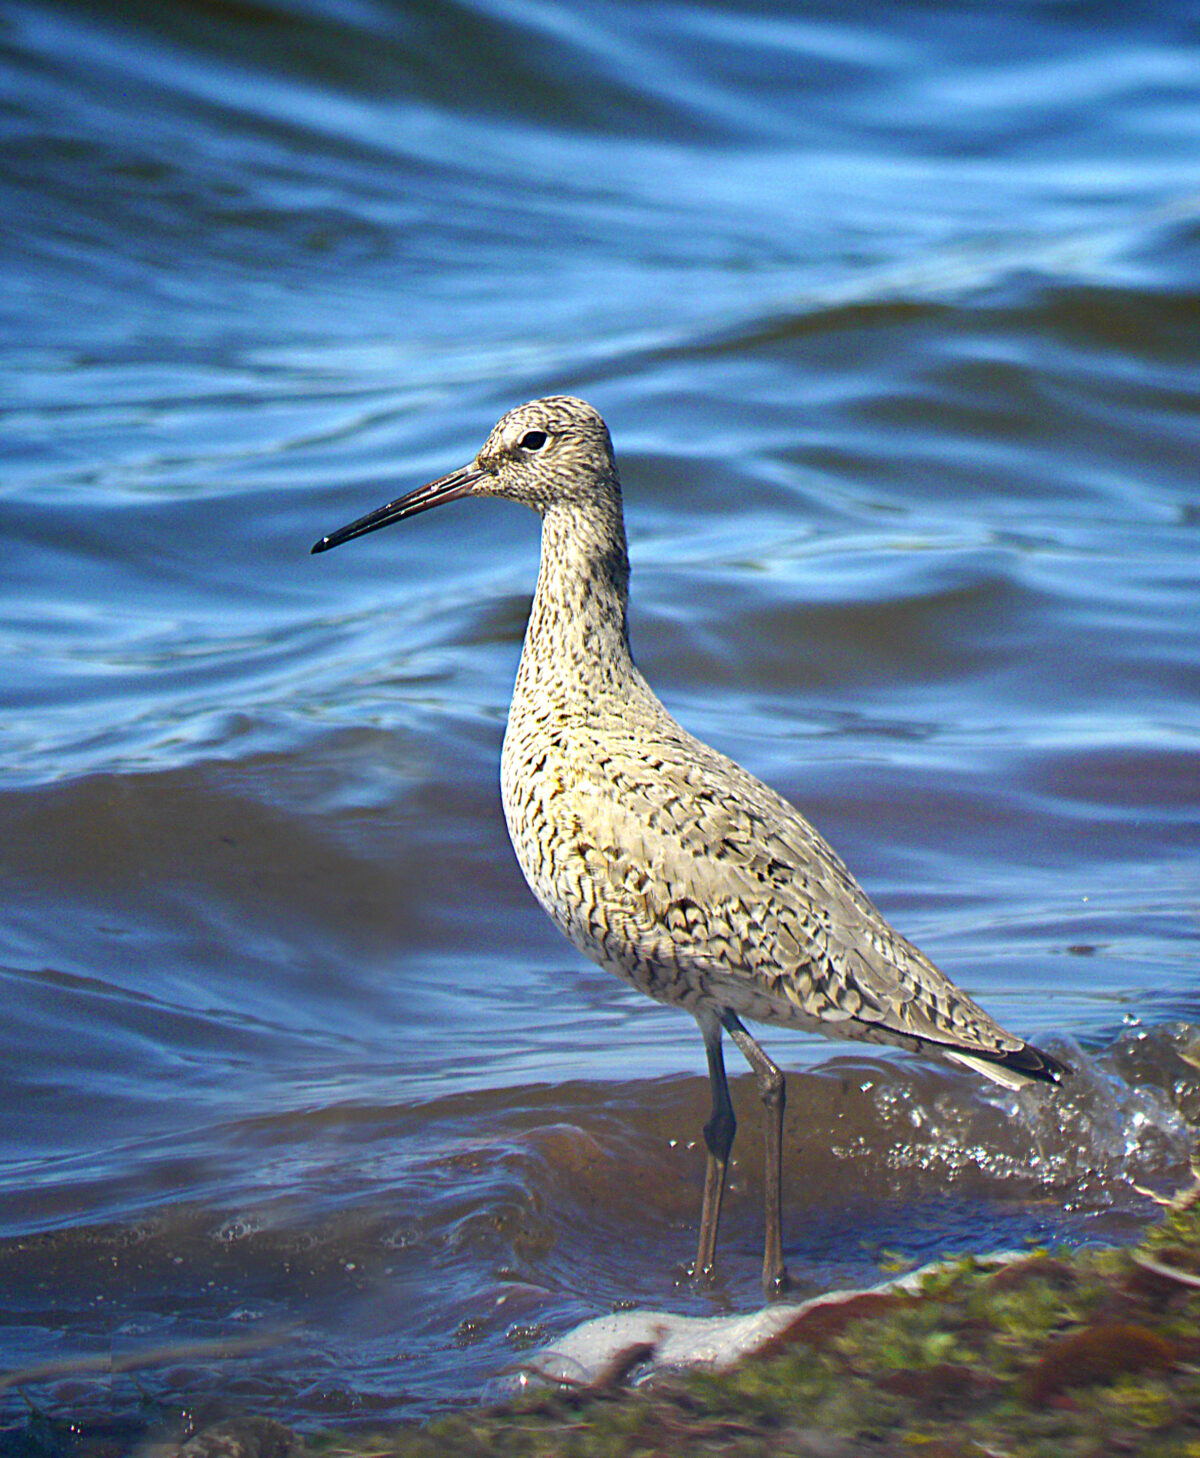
[560,711,1025,1062]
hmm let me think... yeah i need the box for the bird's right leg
[691,1010,736,1281]
[722,1011,790,1296]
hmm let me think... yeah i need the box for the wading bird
[313,396,1066,1293]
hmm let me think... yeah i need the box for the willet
[313,395,1067,1294]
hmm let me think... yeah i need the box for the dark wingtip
[999,1041,1072,1085]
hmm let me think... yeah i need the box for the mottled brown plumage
[314,395,1066,1293]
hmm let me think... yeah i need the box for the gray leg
[692,1015,736,1281]
[722,1011,790,1296]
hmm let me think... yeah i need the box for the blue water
[2,0,1199,1436]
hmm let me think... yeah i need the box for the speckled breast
[499,707,705,1010]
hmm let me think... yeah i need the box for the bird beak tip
[310,465,482,559]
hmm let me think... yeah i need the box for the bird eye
[519,430,548,451]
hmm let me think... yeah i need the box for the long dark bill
[311,465,485,554]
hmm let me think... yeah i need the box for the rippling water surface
[2,0,1199,1435]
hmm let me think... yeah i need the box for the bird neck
[519,493,634,697]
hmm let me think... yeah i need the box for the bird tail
[943,1041,1070,1092]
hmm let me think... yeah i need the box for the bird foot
[684,1258,718,1289]
[762,1263,791,1300]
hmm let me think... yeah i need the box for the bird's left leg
[722,1011,790,1296]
